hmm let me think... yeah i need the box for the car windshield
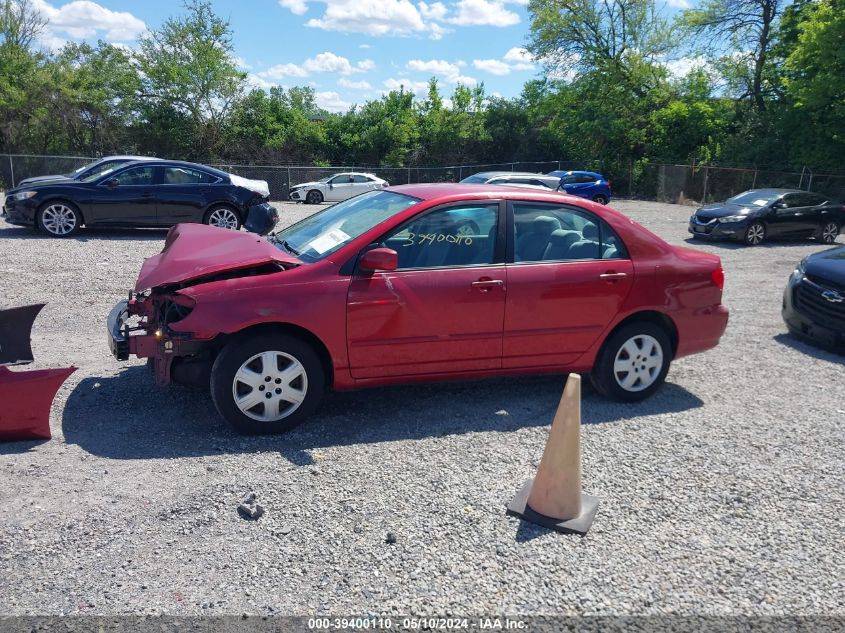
[727,191,780,206]
[79,161,135,183]
[272,190,420,262]
[460,175,490,184]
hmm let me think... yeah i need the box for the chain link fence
[3,154,845,205]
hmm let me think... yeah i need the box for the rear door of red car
[502,201,633,368]
[347,201,506,379]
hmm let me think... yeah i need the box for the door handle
[600,272,628,281]
[471,279,504,291]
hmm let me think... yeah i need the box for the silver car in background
[459,171,562,190]
[289,172,389,204]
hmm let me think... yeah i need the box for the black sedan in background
[2,160,277,237]
[688,189,845,246]
[16,155,154,187]
[783,246,845,351]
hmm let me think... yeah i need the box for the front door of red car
[347,203,505,379]
[503,202,634,368]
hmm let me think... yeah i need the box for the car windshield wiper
[281,239,300,256]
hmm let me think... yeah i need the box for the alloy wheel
[231,350,308,422]
[822,222,839,244]
[745,223,765,245]
[613,334,664,392]
[207,208,240,230]
[41,204,77,236]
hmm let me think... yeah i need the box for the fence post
[459,166,463,181]
[628,158,633,199]
[702,166,709,204]
[407,167,411,184]
[752,170,758,189]
[557,159,561,171]
[8,155,14,188]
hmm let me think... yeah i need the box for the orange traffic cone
[506,373,599,534]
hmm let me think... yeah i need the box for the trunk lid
[135,224,297,291]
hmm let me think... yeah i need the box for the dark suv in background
[783,246,845,351]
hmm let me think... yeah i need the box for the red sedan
[108,185,729,434]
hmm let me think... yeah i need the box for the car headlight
[718,215,748,223]
[793,258,806,277]
[11,191,37,201]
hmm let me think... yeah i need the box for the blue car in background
[547,170,612,204]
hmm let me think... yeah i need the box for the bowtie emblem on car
[822,289,845,303]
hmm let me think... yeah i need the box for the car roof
[739,188,801,195]
[99,155,156,161]
[116,159,230,178]
[471,171,551,179]
[390,182,583,201]
[554,170,604,178]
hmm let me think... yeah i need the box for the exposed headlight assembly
[12,191,38,201]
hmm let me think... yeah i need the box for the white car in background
[289,172,389,204]
[459,171,562,190]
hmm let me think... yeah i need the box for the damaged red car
[108,185,729,434]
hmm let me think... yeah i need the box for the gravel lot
[0,198,843,617]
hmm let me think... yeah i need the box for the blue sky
[32,0,553,112]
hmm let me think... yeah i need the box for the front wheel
[306,190,324,204]
[590,322,672,402]
[592,194,609,205]
[744,221,766,246]
[37,201,81,237]
[210,332,325,435]
[817,221,839,244]
[204,206,242,230]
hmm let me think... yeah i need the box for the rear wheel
[744,221,766,246]
[590,322,672,402]
[204,206,242,230]
[592,194,609,205]
[210,332,324,435]
[817,221,839,244]
[37,201,81,237]
[306,190,324,204]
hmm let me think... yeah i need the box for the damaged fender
[0,304,77,441]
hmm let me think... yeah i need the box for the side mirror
[104,178,119,189]
[359,247,398,273]
[772,201,787,210]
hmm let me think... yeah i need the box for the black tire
[817,221,839,244]
[37,200,82,237]
[592,194,609,205]
[210,332,324,435]
[305,190,324,204]
[203,206,242,230]
[744,221,766,246]
[590,321,672,402]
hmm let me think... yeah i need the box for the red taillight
[711,267,725,290]
[607,180,612,189]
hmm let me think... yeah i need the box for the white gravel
[0,199,843,616]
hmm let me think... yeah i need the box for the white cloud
[473,47,535,75]
[667,0,691,7]
[315,91,351,112]
[383,78,431,96]
[32,0,146,44]
[257,52,374,80]
[232,56,252,70]
[338,78,373,90]
[258,63,309,80]
[503,47,534,69]
[418,1,447,20]
[359,43,372,49]
[279,0,310,14]
[472,59,511,75]
[247,74,279,90]
[663,56,707,79]
[407,58,475,84]
[449,0,520,27]
[306,0,425,36]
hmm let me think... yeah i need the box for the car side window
[513,203,626,262]
[163,167,216,185]
[782,194,803,208]
[115,166,155,186]
[560,175,579,185]
[352,175,370,183]
[381,204,498,270]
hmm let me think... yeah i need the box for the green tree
[137,0,246,158]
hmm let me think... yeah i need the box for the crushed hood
[135,224,296,291]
